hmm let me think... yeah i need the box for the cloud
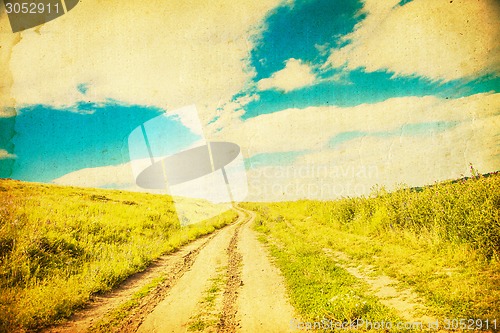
[257,58,317,92]
[52,160,170,194]
[214,92,499,156]
[0,149,16,160]
[52,162,136,188]
[168,105,205,137]
[212,92,500,200]
[245,115,498,201]
[325,0,500,82]
[6,0,282,124]
[205,94,261,137]
[54,153,249,204]
[54,93,500,201]
[244,113,499,201]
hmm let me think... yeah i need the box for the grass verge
[242,172,500,327]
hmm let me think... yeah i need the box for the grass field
[0,179,237,332]
[243,171,500,327]
[2,170,499,332]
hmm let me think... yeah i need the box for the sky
[0,0,499,201]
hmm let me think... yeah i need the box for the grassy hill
[2,171,499,331]
[243,171,500,325]
[0,179,237,332]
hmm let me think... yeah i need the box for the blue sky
[249,0,364,81]
[0,0,498,200]
[3,102,163,182]
[238,0,499,119]
[241,72,499,119]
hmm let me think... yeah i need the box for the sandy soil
[236,208,298,333]
[136,222,239,333]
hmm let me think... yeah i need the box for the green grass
[187,266,226,332]
[251,212,402,326]
[243,171,500,325]
[0,179,238,332]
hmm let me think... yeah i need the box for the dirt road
[47,206,298,333]
[136,207,297,332]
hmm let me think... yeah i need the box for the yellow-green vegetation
[187,266,226,332]
[243,172,500,324]
[0,179,238,332]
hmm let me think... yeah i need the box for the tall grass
[0,179,237,332]
[244,171,500,321]
[315,172,500,260]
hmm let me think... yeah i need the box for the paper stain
[0,9,24,177]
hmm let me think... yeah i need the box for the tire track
[322,248,437,324]
[136,219,244,333]
[236,207,298,333]
[217,215,244,332]
[134,205,298,332]
[115,240,212,333]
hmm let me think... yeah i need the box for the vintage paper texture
[0,0,499,201]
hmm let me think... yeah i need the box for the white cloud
[205,95,253,137]
[214,93,500,157]
[325,0,500,82]
[168,105,205,137]
[212,92,500,200]
[52,162,137,189]
[6,0,282,124]
[54,152,249,203]
[0,149,16,160]
[244,115,498,201]
[53,92,500,201]
[54,93,500,201]
[257,58,317,92]
[244,114,499,201]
